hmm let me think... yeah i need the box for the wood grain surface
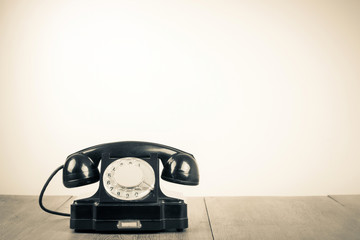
[329,195,360,216]
[205,196,360,240]
[0,196,211,240]
[1,195,360,240]
[0,195,71,240]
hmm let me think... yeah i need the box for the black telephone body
[63,141,199,232]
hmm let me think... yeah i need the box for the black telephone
[39,141,199,232]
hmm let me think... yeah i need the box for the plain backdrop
[0,0,359,197]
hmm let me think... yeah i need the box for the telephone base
[70,198,188,232]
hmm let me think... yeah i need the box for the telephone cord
[38,165,71,217]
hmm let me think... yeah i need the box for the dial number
[102,157,155,201]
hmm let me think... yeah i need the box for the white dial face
[103,157,155,201]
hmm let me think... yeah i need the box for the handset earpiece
[63,153,100,188]
[161,153,199,186]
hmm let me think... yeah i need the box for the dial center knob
[114,165,144,187]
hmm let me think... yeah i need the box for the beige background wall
[1,0,359,197]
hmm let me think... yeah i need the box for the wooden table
[1,195,360,240]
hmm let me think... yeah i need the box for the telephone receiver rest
[63,141,199,188]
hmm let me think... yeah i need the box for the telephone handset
[63,141,199,188]
[39,141,199,232]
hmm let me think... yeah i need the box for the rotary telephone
[39,141,199,232]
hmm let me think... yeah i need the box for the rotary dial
[102,157,155,200]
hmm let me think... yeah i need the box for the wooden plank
[0,195,71,240]
[205,196,360,240]
[15,196,211,240]
[329,195,360,218]
[17,196,159,240]
[159,197,213,240]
